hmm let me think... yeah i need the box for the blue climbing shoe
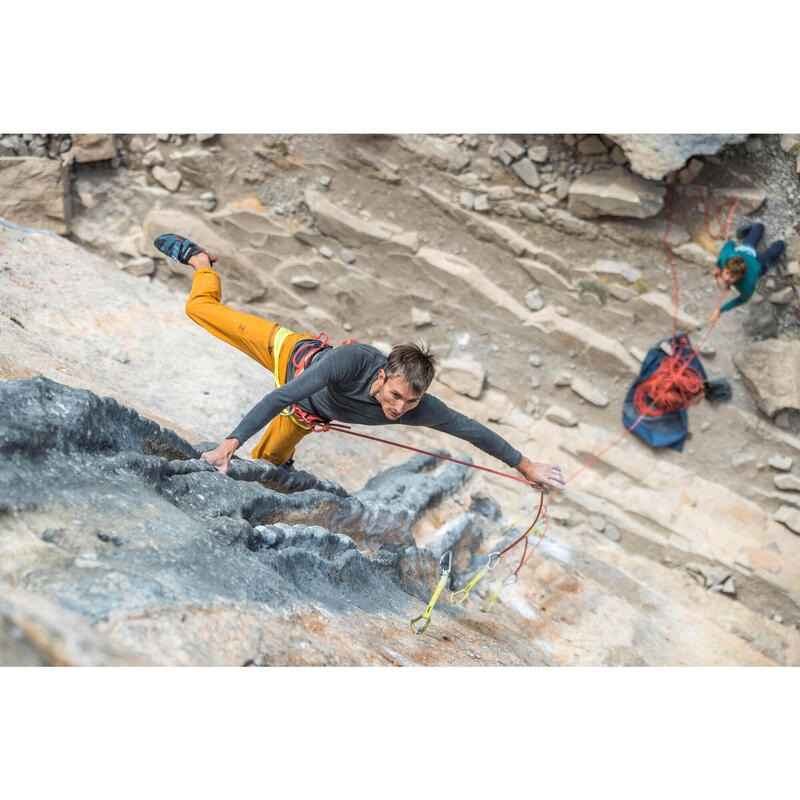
[153,233,217,265]
[278,458,296,472]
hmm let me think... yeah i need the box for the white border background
[3,1,798,796]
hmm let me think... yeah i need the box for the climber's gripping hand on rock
[201,438,239,475]
[516,455,565,494]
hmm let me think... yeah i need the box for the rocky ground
[1,132,799,665]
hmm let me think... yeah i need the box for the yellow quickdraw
[450,552,500,606]
[479,520,546,613]
[410,551,452,635]
[480,573,518,613]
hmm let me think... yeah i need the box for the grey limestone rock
[605,134,748,180]
[0,378,484,663]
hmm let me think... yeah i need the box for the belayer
[153,234,566,494]
[708,222,786,323]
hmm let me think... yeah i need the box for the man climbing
[709,222,786,323]
[154,233,566,494]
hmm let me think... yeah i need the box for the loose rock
[501,138,525,160]
[151,166,182,193]
[544,405,577,427]
[291,275,320,289]
[142,150,164,168]
[568,166,666,219]
[775,506,800,535]
[774,474,800,492]
[524,289,546,311]
[411,307,433,328]
[570,376,609,407]
[511,158,541,189]
[733,340,800,418]
[528,145,548,163]
[768,455,793,471]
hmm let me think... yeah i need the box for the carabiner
[409,550,452,635]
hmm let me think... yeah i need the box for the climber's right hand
[201,438,239,475]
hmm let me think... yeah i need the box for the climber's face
[372,370,421,420]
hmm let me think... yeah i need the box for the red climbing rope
[512,173,742,577]
[313,421,549,491]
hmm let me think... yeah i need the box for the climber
[153,233,566,494]
[709,222,786,323]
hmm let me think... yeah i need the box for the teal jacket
[717,239,760,312]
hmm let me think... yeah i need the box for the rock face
[0,157,70,233]
[71,134,118,163]
[567,167,666,219]
[606,134,749,180]
[733,339,800,417]
[3,377,545,666]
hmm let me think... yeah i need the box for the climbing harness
[271,331,337,431]
[410,551,452,634]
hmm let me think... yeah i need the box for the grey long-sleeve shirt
[228,342,522,468]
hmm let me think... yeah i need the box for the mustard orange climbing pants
[185,268,314,466]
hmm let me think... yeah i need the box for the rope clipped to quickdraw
[451,495,545,607]
[410,550,452,635]
[480,517,547,612]
[450,552,500,606]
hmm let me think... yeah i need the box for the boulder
[291,275,320,289]
[544,406,577,427]
[768,455,793,471]
[411,307,433,328]
[711,187,767,216]
[775,506,800,535]
[519,202,545,223]
[733,340,800,417]
[674,243,717,269]
[577,135,607,156]
[779,135,800,154]
[397,135,470,172]
[437,358,485,399]
[605,134,748,180]
[774,474,800,492]
[524,289,546,311]
[570,376,609,407]
[585,259,642,283]
[528,145,548,163]
[501,138,525,159]
[151,166,182,193]
[170,148,215,187]
[511,158,541,189]
[567,167,665,219]
[71,134,118,163]
[543,209,600,238]
[0,157,70,234]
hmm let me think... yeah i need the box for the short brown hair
[725,255,748,282]
[385,343,437,395]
